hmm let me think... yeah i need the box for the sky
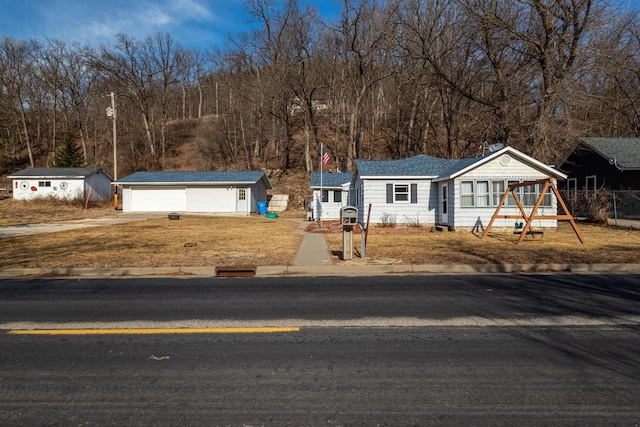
[0,0,341,51]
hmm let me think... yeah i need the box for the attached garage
[115,171,271,214]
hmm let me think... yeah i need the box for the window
[461,181,474,207]
[38,181,51,187]
[523,184,537,206]
[492,180,505,206]
[476,181,490,207]
[237,188,246,201]
[586,175,596,198]
[322,190,329,203]
[334,190,342,203]
[395,184,409,202]
[507,180,520,206]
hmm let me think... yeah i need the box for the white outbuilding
[8,167,113,201]
[114,170,272,214]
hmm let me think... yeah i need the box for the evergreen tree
[53,131,84,167]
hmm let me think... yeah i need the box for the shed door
[131,186,186,212]
[186,187,235,212]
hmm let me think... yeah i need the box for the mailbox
[340,206,358,225]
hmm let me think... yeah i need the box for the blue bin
[257,201,268,215]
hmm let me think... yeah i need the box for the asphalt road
[1,274,639,425]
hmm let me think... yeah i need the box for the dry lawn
[0,198,114,225]
[1,215,302,268]
[324,222,640,265]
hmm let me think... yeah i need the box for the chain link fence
[560,189,640,222]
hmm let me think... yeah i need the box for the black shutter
[411,183,418,203]
[386,184,393,203]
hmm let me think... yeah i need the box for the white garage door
[131,186,186,212]
[186,187,235,212]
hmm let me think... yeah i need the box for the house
[352,146,566,231]
[8,167,112,201]
[310,172,352,220]
[557,137,640,192]
[114,170,272,214]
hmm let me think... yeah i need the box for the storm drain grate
[215,266,257,277]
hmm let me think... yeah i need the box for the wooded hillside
[1,0,639,181]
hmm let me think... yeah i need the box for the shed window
[334,190,342,203]
[322,190,329,203]
[238,188,246,201]
[38,181,51,187]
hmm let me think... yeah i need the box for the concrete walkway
[292,220,333,266]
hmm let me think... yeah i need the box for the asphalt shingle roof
[115,170,271,187]
[8,167,107,178]
[356,154,486,177]
[310,172,352,187]
[578,137,640,169]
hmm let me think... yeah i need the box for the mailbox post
[340,206,358,260]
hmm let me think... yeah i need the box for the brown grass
[0,215,302,268]
[324,222,640,265]
[0,198,114,225]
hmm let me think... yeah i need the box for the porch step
[435,225,454,232]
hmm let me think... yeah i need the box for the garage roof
[115,171,272,188]
[8,167,110,179]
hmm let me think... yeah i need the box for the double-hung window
[476,181,490,207]
[334,190,342,203]
[322,190,329,203]
[492,180,505,206]
[460,181,474,207]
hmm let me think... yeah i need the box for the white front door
[236,188,248,212]
[440,183,448,224]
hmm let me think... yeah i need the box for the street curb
[1,263,639,278]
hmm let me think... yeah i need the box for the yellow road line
[7,327,300,335]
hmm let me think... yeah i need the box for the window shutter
[411,184,418,203]
[386,184,393,203]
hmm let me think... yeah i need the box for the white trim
[434,147,567,181]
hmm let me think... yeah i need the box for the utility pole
[107,92,118,209]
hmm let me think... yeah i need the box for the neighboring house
[114,170,271,214]
[310,172,352,220]
[557,137,640,193]
[8,167,112,201]
[353,146,566,231]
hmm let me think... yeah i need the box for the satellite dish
[489,143,504,152]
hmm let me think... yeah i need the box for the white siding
[358,178,436,226]
[11,175,111,201]
[451,155,559,229]
[312,187,348,220]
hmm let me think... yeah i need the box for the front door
[236,188,248,212]
[440,183,448,224]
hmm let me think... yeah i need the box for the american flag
[322,148,329,170]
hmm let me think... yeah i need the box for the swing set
[481,178,584,244]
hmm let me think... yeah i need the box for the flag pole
[319,143,323,228]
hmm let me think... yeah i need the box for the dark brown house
[557,138,640,192]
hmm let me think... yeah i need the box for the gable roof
[355,147,566,181]
[115,170,272,188]
[310,172,352,188]
[569,137,640,170]
[8,167,110,179]
[436,146,566,181]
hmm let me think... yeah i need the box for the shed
[115,170,272,214]
[8,167,112,201]
[310,172,352,220]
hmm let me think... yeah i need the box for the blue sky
[0,0,340,50]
